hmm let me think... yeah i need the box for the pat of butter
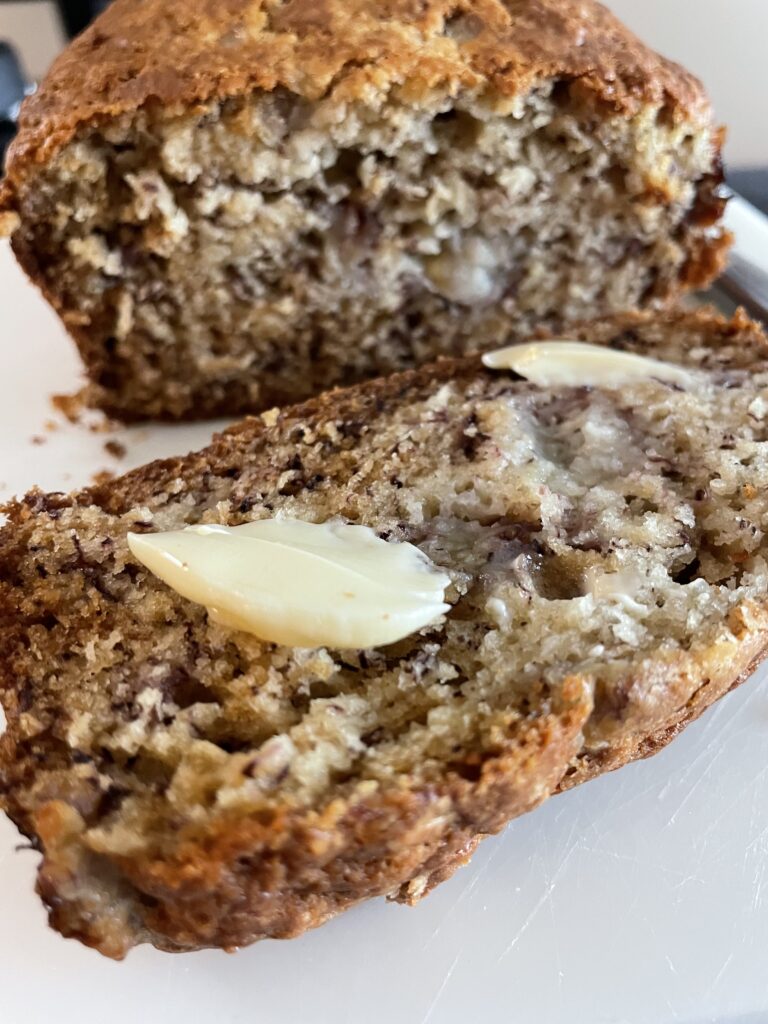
[127,519,451,649]
[481,340,697,390]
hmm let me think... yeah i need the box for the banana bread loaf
[2,309,768,958]
[0,0,728,420]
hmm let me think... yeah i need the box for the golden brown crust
[13,590,768,956]
[0,0,711,206]
[558,602,768,791]
[113,695,590,953]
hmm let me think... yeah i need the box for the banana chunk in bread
[0,0,727,420]
[2,310,768,958]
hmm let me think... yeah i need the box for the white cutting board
[1,226,767,1024]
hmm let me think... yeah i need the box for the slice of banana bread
[2,309,767,959]
[0,0,728,420]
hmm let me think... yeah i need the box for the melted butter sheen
[127,519,451,649]
[482,340,698,390]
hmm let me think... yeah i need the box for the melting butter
[481,340,697,390]
[127,519,451,649]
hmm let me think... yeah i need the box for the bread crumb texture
[1,0,728,419]
[2,310,768,957]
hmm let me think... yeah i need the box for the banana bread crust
[1,0,712,192]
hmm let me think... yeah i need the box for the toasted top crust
[1,0,710,209]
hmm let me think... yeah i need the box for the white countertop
[1,236,768,1023]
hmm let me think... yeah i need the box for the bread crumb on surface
[51,390,87,424]
[51,390,118,432]
[104,439,127,459]
[90,469,116,485]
